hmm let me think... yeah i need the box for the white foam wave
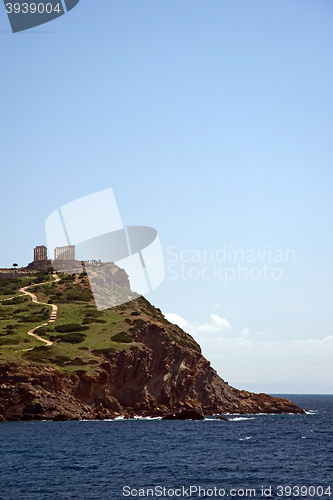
[133,416,162,420]
[229,417,255,421]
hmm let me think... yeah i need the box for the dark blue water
[0,395,332,500]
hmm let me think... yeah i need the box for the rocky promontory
[0,270,304,420]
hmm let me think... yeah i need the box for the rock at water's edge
[0,299,305,420]
[161,409,205,420]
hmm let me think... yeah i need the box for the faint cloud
[164,313,189,329]
[240,328,250,338]
[165,312,333,387]
[165,312,231,338]
[197,314,231,333]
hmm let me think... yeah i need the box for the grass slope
[0,271,200,374]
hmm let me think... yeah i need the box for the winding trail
[2,272,60,348]
[20,272,60,346]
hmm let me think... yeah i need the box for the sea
[0,395,332,500]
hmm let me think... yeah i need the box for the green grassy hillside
[0,271,200,374]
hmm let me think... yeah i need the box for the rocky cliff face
[0,320,304,421]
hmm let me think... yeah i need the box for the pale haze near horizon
[0,0,333,393]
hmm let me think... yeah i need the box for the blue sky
[1,0,333,392]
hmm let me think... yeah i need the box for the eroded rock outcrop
[0,321,304,421]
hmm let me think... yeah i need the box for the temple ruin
[54,245,76,261]
[33,245,48,262]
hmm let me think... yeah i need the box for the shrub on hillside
[65,357,87,365]
[56,332,86,344]
[54,324,89,333]
[92,347,117,356]
[3,296,29,305]
[111,332,133,343]
[65,288,93,302]
[0,337,20,345]
[128,319,147,333]
[13,306,30,314]
[59,275,76,284]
